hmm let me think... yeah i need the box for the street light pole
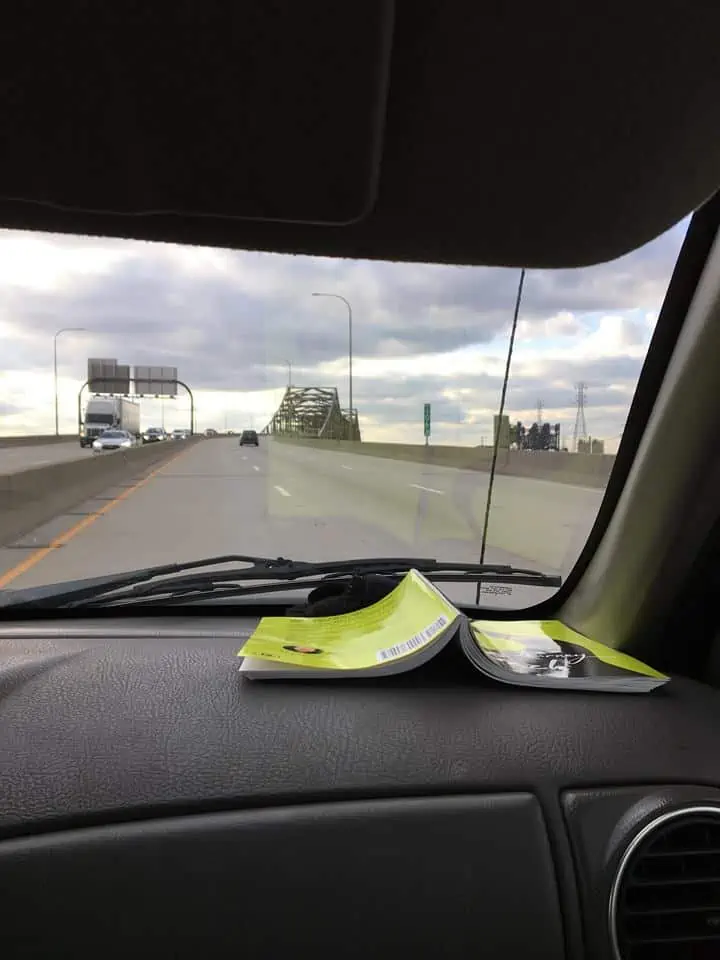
[311,292,353,437]
[286,360,292,388]
[53,327,86,436]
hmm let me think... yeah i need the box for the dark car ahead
[239,430,259,446]
[142,427,166,444]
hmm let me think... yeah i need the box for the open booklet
[237,569,669,692]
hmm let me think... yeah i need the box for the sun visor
[0,1,394,226]
[2,1,720,266]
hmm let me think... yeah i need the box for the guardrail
[0,436,203,545]
[0,435,77,448]
[273,437,615,489]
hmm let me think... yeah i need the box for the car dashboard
[1,615,720,960]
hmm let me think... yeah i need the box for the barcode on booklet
[376,615,450,662]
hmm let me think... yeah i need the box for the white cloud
[0,232,127,291]
[518,309,583,341]
[583,314,647,353]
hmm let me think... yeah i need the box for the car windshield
[101,431,125,439]
[0,219,689,609]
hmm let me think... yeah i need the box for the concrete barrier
[273,437,616,489]
[0,435,76,448]
[0,437,202,545]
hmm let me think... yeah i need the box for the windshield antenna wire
[475,268,526,604]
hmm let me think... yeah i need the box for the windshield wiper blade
[0,554,310,610]
[0,554,561,610]
[64,568,562,609]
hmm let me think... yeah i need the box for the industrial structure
[264,386,360,441]
[573,381,588,452]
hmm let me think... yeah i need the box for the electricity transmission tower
[573,382,588,452]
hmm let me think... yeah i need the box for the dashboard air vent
[610,806,720,960]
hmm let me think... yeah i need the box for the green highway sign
[423,402,431,438]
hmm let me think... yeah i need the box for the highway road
[0,441,89,473]
[0,438,606,610]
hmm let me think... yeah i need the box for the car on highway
[80,397,141,448]
[91,429,136,452]
[239,429,259,446]
[142,427,167,444]
[171,428,191,440]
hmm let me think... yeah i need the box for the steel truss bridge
[263,386,360,441]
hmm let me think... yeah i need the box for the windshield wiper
[0,554,561,610]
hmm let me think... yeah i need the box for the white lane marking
[274,485,291,497]
[410,483,445,495]
[253,465,260,472]
[341,464,353,470]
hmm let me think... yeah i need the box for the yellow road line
[0,444,195,589]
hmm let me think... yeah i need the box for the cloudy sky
[0,218,689,452]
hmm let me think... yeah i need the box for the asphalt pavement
[0,438,606,610]
[0,441,89,473]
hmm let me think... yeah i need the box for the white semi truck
[80,397,141,447]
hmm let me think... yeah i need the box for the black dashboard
[2,616,720,959]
